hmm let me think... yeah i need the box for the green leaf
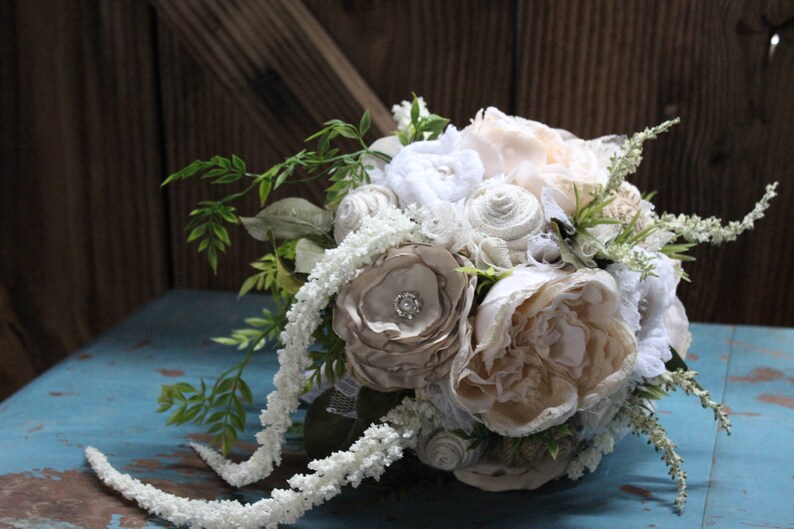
[547,436,560,460]
[231,154,246,173]
[216,377,236,394]
[187,225,208,243]
[359,110,371,137]
[238,378,253,404]
[665,347,690,372]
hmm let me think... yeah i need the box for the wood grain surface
[0,0,168,398]
[515,0,794,326]
[1,0,792,396]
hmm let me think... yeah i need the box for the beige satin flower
[333,244,476,391]
[451,267,636,436]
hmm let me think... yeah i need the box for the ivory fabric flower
[663,296,692,358]
[461,107,623,214]
[464,182,545,269]
[371,128,485,208]
[333,185,399,243]
[451,268,636,436]
[333,244,476,391]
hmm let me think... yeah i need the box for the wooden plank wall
[2,0,792,398]
[0,0,168,399]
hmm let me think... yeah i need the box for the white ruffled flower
[608,252,680,378]
[416,201,470,253]
[372,127,485,208]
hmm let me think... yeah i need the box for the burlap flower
[451,267,636,436]
[333,184,398,243]
[333,244,476,391]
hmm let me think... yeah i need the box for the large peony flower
[333,244,476,391]
[461,107,623,214]
[451,267,636,436]
[371,127,485,208]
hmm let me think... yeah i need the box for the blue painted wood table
[1,290,792,529]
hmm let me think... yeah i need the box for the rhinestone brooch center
[393,290,424,320]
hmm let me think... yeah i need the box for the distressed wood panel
[515,0,794,326]
[306,0,517,124]
[2,291,792,527]
[162,0,517,289]
[0,0,168,396]
[157,23,325,290]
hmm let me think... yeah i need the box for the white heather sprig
[85,397,435,529]
[659,369,731,433]
[184,205,425,488]
[623,398,688,512]
[600,118,680,199]
[657,182,778,245]
[566,431,615,480]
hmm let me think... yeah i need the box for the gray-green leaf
[240,198,333,241]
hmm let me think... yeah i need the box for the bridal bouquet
[86,97,777,529]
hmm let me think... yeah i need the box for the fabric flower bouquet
[86,97,778,529]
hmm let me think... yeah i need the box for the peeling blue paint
[0,291,791,528]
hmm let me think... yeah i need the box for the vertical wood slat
[0,0,168,394]
[306,0,517,125]
[515,0,794,326]
[3,0,792,401]
[158,24,295,291]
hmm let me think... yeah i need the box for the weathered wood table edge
[0,289,792,529]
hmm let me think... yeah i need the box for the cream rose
[333,244,476,391]
[451,268,636,436]
[461,107,621,215]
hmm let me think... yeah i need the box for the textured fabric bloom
[333,185,398,243]
[461,107,623,214]
[334,244,476,391]
[464,183,545,269]
[371,128,485,208]
[451,268,636,436]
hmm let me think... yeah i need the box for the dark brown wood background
[2,0,793,400]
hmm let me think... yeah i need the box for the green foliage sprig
[395,96,450,145]
[162,111,393,271]
[304,309,347,391]
[452,422,574,461]
[157,305,288,456]
[456,266,513,304]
